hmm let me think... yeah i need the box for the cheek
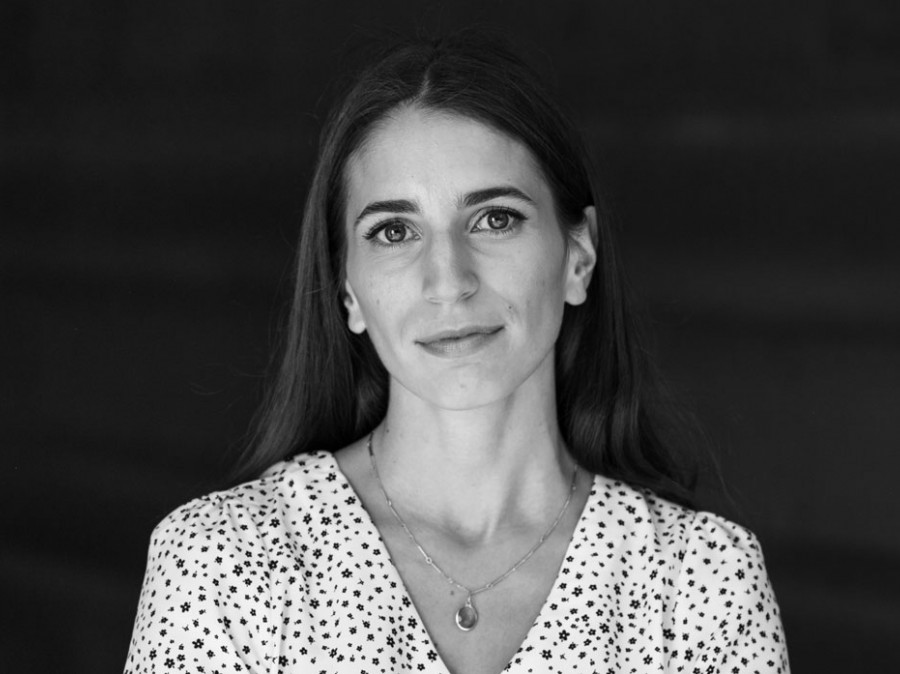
[358,287,384,323]
[514,258,567,312]
[354,275,408,339]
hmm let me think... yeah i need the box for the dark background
[3,1,899,671]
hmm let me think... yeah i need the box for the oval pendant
[455,601,478,631]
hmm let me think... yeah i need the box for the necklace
[367,431,578,632]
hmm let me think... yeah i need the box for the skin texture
[343,107,593,413]
[336,106,598,674]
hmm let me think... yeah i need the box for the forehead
[344,107,550,212]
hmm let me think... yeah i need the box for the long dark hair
[236,31,704,506]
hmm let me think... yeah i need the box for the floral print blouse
[126,450,789,673]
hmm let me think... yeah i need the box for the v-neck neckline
[315,450,599,674]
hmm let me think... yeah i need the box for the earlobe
[343,281,367,334]
[564,206,598,307]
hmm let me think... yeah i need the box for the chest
[279,474,688,673]
[284,524,672,674]
[383,532,571,674]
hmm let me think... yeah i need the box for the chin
[411,371,520,411]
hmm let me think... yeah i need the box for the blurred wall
[2,1,899,671]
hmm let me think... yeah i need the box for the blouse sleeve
[667,513,790,673]
[124,493,277,673]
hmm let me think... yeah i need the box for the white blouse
[125,450,789,673]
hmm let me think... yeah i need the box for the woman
[126,33,789,673]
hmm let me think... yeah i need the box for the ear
[564,206,598,307]
[343,280,367,334]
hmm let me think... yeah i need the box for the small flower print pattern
[125,451,789,673]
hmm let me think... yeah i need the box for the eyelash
[362,207,526,248]
[472,206,525,236]
[362,220,418,248]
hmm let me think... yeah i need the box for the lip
[416,325,504,357]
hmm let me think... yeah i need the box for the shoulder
[148,450,339,559]
[126,452,340,672]
[585,476,787,669]
[589,474,763,565]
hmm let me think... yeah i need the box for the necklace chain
[367,431,578,602]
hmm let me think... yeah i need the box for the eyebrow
[353,186,536,228]
[460,186,536,208]
[353,199,419,228]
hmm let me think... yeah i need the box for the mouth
[418,326,503,344]
[416,326,504,356]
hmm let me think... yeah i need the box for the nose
[421,232,479,304]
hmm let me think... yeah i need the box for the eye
[382,222,408,243]
[472,207,524,234]
[486,210,511,230]
[364,221,416,246]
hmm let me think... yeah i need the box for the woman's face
[342,107,595,411]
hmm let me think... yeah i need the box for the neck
[370,366,578,543]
